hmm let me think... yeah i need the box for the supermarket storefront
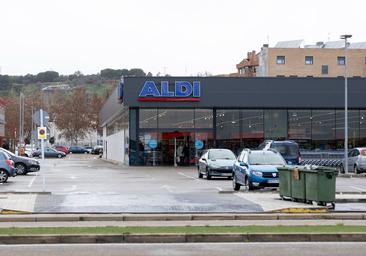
[100,77,366,166]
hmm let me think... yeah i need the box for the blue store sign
[139,81,201,102]
[195,140,204,150]
[148,139,158,149]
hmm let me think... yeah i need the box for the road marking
[350,186,366,192]
[161,185,173,193]
[215,187,223,192]
[178,172,199,180]
[70,175,76,180]
[27,173,39,188]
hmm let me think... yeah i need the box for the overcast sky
[0,0,365,76]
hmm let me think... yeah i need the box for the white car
[342,148,366,174]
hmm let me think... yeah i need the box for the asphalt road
[1,243,366,256]
[0,154,365,213]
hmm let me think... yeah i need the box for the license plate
[268,179,279,184]
[222,173,232,176]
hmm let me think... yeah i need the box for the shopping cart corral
[299,151,344,173]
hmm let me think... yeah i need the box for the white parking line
[161,185,173,193]
[27,173,39,188]
[215,187,223,192]
[178,172,198,180]
[350,186,366,192]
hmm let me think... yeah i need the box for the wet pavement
[0,154,365,213]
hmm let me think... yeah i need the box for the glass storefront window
[158,109,194,129]
[264,110,287,140]
[288,110,311,149]
[139,109,158,128]
[240,110,264,148]
[216,110,241,154]
[335,110,359,149]
[311,110,336,150]
[359,111,366,146]
[194,109,213,128]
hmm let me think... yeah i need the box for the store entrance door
[161,132,194,166]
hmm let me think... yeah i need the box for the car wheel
[57,154,62,158]
[0,170,9,183]
[15,163,27,175]
[354,165,360,174]
[244,176,254,191]
[206,168,212,180]
[338,164,345,174]
[232,174,241,191]
[198,167,203,179]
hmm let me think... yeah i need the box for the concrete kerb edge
[0,233,366,244]
[0,213,366,222]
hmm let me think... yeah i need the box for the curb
[0,233,366,244]
[0,213,365,222]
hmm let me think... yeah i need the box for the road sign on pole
[33,110,49,126]
[37,127,47,140]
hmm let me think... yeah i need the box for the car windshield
[248,152,286,165]
[271,144,298,157]
[209,149,236,160]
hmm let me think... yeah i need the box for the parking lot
[0,154,366,213]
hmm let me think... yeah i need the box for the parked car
[0,151,16,183]
[24,145,37,157]
[232,149,286,191]
[258,140,300,165]
[0,148,40,175]
[340,147,366,174]
[84,146,93,154]
[69,146,89,154]
[54,145,69,154]
[32,147,66,158]
[91,145,103,155]
[197,148,236,179]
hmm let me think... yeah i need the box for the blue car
[0,151,16,183]
[232,149,286,191]
[258,140,300,165]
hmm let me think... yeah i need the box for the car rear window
[248,152,286,165]
[361,150,366,156]
[271,144,298,157]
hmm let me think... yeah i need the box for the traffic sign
[37,127,47,140]
[33,110,49,126]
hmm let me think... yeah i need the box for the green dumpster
[278,166,306,202]
[305,167,337,207]
[278,166,292,198]
[290,167,306,202]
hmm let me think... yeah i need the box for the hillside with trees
[2,68,148,147]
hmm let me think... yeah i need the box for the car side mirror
[240,162,248,168]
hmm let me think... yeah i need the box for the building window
[321,65,328,75]
[305,56,313,65]
[337,56,346,65]
[158,109,194,129]
[311,110,336,150]
[276,56,285,64]
[288,110,311,149]
[216,109,241,153]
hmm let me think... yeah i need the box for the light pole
[340,34,352,174]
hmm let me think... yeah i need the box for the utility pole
[340,34,352,174]
[19,92,25,147]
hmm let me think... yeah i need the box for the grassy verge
[0,225,366,235]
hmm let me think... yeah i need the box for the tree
[51,88,103,145]
[36,71,59,83]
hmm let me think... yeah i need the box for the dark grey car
[0,151,16,183]
[0,148,40,175]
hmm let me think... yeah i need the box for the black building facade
[100,77,366,166]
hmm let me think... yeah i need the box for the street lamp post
[340,34,352,174]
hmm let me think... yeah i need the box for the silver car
[343,148,366,174]
[197,148,236,179]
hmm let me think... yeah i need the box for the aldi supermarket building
[100,77,366,166]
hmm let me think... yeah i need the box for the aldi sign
[138,81,201,102]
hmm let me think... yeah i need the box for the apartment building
[255,40,366,77]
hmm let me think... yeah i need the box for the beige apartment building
[251,40,366,77]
